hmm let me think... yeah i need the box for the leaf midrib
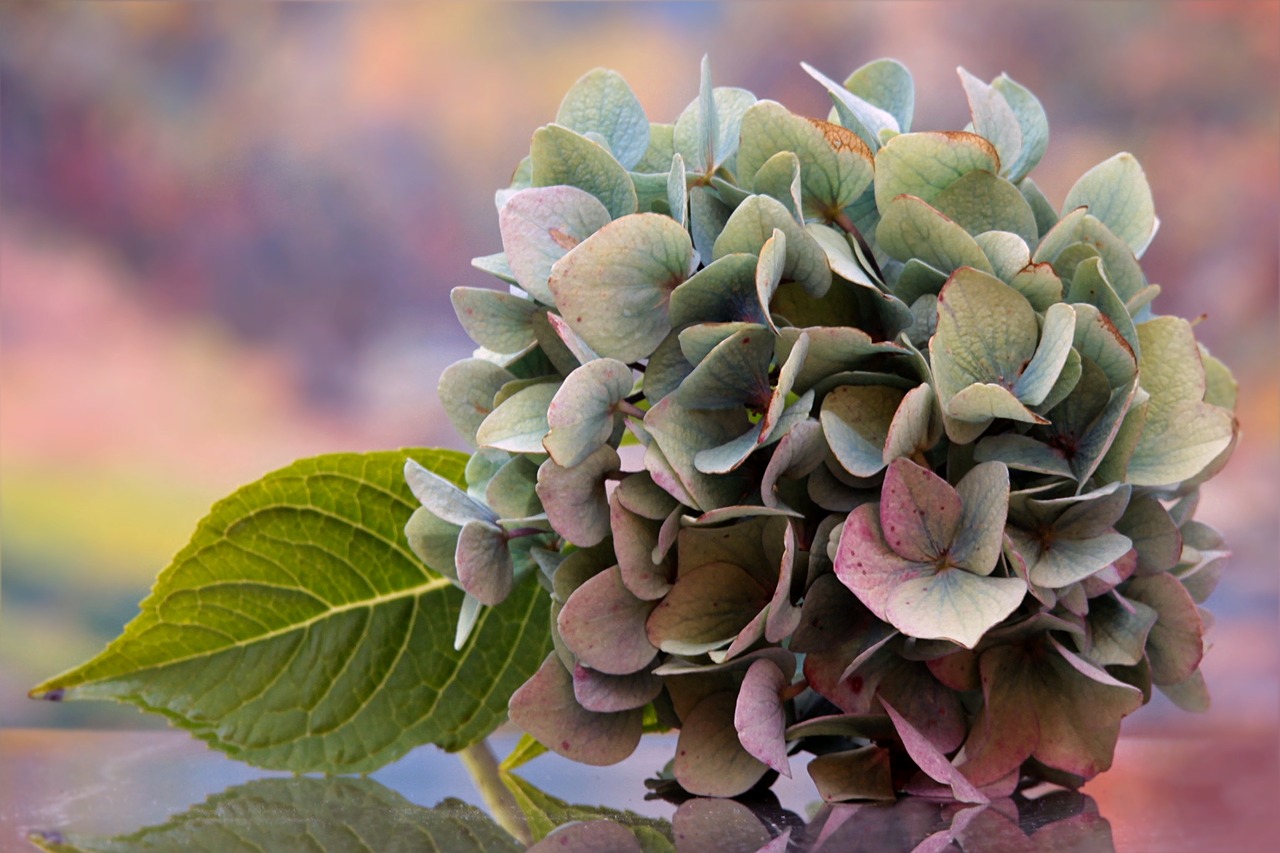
[45,575,454,695]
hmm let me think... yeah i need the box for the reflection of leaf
[500,770,673,848]
[31,451,552,773]
[29,777,522,853]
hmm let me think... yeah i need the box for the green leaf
[499,185,612,304]
[873,131,1000,212]
[30,450,552,773]
[957,67,1023,177]
[843,58,915,133]
[1128,317,1236,486]
[556,68,650,171]
[714,194,833,297]
[531,125,638,220]
[28,777,523,853]
[548,213,695,362]
[501,770,672,846]
[876,195,995,275]
[1063,153,1156,257]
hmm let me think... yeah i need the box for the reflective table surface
[2,727,1276,851]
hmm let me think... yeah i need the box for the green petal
[873,131,1000,211]
[531,125,638,220]
[713,194,833,297]
[674,692,769,797]
[821,384,906,477]
[801,61,899,151]
[499,185,613,304]
[1063,153,1156,257]
[475,381,559,454]
[956,67,1023,179]
[991,73,1049,182]
[669,254,762,328]
[450,287,541,354]
[543,358,634,468]
[437,359,516,448]
[738,100,874,220]
[555,68,650,171]
[932,169,1038,246]
[1127,318,1236,486]
[876,195,995,275]
[843,58,914,132]
[951,461,1010,575]
[548,213,695,362]
[1013,302,1077,406]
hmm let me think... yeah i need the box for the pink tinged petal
[508,653,642,766]
[883,569,1027,649]
[881,698,988,804]
[557,565,659,675]
[571,663,662,712]
[645,561,771,656]
[610,493,674,600]
[454,520,514,606]
[834,502,934,621]
[879,458,962,562]
[536,446,620,547]
[950,461,1010,575]
[672,798,771,853]
[528,821,642,853]
[874,655,968,755]
[807,745,895,802]
[734,658,793,778]
[764,521,803,643]
[1126,572,1205,685]
[675,691,770,797]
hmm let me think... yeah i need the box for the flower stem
[458,739,531,846]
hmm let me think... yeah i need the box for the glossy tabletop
[2,727,1276,852]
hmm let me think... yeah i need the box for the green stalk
[458,739,531,846]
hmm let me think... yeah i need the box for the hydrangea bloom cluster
[405,59,1237,801]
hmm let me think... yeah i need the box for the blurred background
[1,1,1275,735]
